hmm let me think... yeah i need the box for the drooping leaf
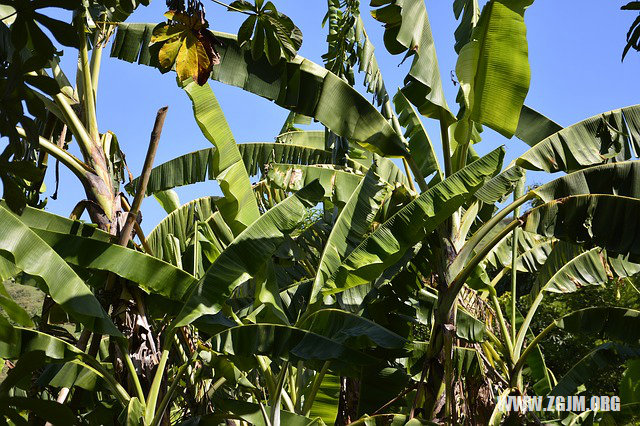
[173,181,324,328]
[516,105,640,173]
[530,243,612,298]
[370,0,456,124]
[208,323,379,373]
[128,143,334,196]
[514,105,563,147]
[153,189,181,214]
[521,195,640,260]
[111,24,407,157]
[31,229,198,302]
[296,308,407,350]
[0,324,128,404]
[393,89,442,180]
[453,0,481,53]
[0,205,119,336]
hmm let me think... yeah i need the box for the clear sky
[38,0,640,232]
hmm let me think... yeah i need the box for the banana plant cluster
[0,0,639,425]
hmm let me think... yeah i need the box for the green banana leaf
[207,323,379,373]
[417,289,486,342]
[514,105,563,147]
[153,189,180,214]
[128,143,334,196]
[277,130,326,149]
[531,160,640,202]
[296,308,407,349]
[173,181,324,328]
[549,341,640,396]
[31,229,197,302]
[182,80,260,235]
[354,15,388,105]
[394,89,442,180]
[483,231,552,273]
[456,0,533,139]
[267,164,365,207]
[521,195,640,259]
[0,201,110,242]
[0,205,119,336]
[310,165,392,304]
[453,0,480,53]
[324,147,505,295]
[0,322,128,404]
[556,307,640,347]
[211,399,325,426]
[147,196,218,261]
[111,24,407,157]
[370,0,455,124]
[474,165,525,204]
[308,372,340,425]
[517,104,640,173]
[462,161,640,277]
[0,396,76,425]
[530,242,638,298]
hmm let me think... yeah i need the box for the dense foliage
[0,0,638,425]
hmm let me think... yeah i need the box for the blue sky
[39,0,640,232]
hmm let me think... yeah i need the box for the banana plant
[0,0,639,424]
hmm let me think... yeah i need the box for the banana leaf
[474,165,525,204]
[0,396,76,425]
[208,323,379,373]
[147,196,218,260]
[548,342,640,397]
[110,24,407,157]
[325,147,505,295]
[521,195,640,260]
[31,229,197,302]
[182,80,260,235]
[530,243,622,298]
[453,0,480,53]
[310,164,392,303]
[0,205,119,336]
[173,180,324,328]
[394,89,442,180]
[370,0,455,124]
[456,0,533,139]
[514,105,563,147]
[0,201,110,242]
[296,308,406,350]
[0,322,129,404]
[211,399,325,426]
[128,143,334,196]
[517,105,640,173]
[277,130,325,149]
[153,189,180,214]
[267,164,365,207]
